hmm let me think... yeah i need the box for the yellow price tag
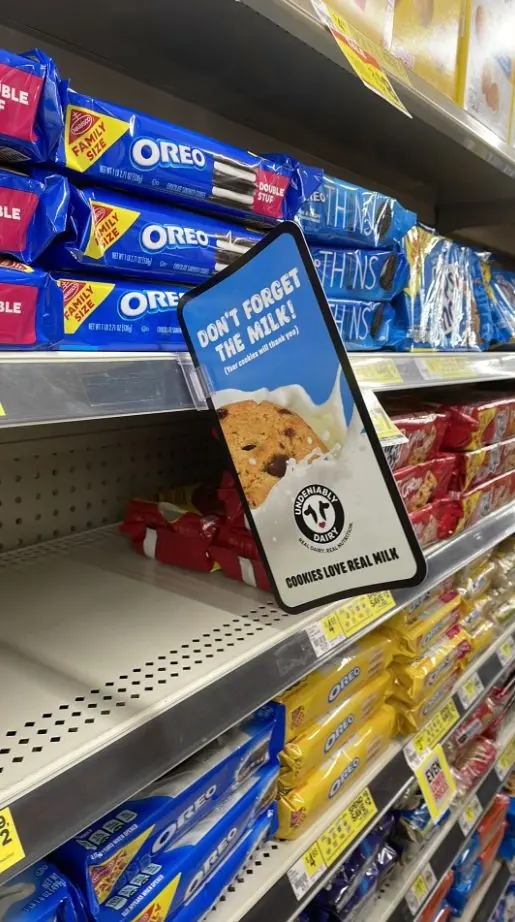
[354,358,403,387]
[302,842,325,877]
[317,787,377,867]
[497,738,515,780]
[321,612,345,643]
[336,591,395,637]
[417,356,477,382]
[415,745,457,823]
[410,699,459,758]
[0,403,5,418]
[288,841,327,898]
[498,637,515,667]
[406,864,437,914]
[323,7,411,117]
[368,405,403,442]
[0,807,25,874]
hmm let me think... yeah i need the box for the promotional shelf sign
[179,223,426,613]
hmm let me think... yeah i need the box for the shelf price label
[336,591,395,637]
[288,842,327,900]
[354,358,403,387]
[459,794,483,836]
[414,745,457,823]
[317,787,378,867]
[0,808,25,875]
[498,636,515,668]
[416,355,477,382]
[458,673,485,710]
[405,698,459,768]
[307,612,345,658]
[0,403,5,418]
[497,737,515,781]
[405,863,437,916]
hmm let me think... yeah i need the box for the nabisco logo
[69,108,100,143]
[59,280,85,304]
[91,203,113,227]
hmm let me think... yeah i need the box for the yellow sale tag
[497,738,515,780]
[317,787,377,866]
[302,842,325,877]
[321,611,345,643]
[415,745,457,823]
[336,591,395,637]
[412,699,459,756]
[0,808,25,874]
[323,7,411,116]
[368,404,403,442]
[354,358,403,387]
[0,403,5,417]
[418,356,477,382]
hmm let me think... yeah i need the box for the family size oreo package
[0,48,63,163]
[53,87,319,224]
[296,172,416,249]
[328,298,404,350]
[0,258,62,348]
[481,263,515,345]
[0,166,69,263]
[45,184,262,283]
[394,226,493,351]
[53,274,188,351]
[0,860,86,922]
[311,245,409,302]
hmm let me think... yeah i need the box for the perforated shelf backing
[0,412,217,551]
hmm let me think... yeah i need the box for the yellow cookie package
[274,633,393,742]
[277,704,397,839]
[393,668,460,734]
[383,592,461,659]
[392,626,471,704]
[279,672,392,790]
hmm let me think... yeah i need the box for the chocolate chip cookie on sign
[218,400,327,508]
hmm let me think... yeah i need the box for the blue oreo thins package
[45,184,262,283]
[311,245,408,302]
[0,167,69,263]
[54,87,317,224]
[54,705,283,914]
[327,298,403,350]
[0,49,63,163]
[296,173,416,249]
[179,222,426,613]
[0,258,62,349]
[98,763,278,921]
[0,860,86,922]
[52,275,188,351]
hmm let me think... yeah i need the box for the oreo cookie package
[53,275,188,350]
[311,245,409,302]
[0,258,62,349]
[328,298,404,350]
[45,184,261,282]
[0,860,86,922]
[296,172,416,249]
[0,166,69,263]
[0,48,63,163]
[482,263,515,344]
[54,87,318,224]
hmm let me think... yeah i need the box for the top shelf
[3,0,515,248]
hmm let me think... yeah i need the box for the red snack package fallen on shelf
[477,794,509,850]
[210,544,271,591]
[457,470,515,532]
[409,498,462,548]
[394,455,455,512]
[418,870,454,922]
[440,393,515,451]
[450,436,515,492]
[217,470,247,528]
[452,737,497,796]
[386,408,449,469]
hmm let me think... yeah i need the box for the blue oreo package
[482,264,515,345]
[45,184,262,283]
[0,49,63,163]
[54,704,283,914]
[139,807,277,922]
[296,173,416,249]
[448,859,482,916]
[311,245,408,302]
[328,298,404,350]
[54,87,318,224]
[394,226,493,351]
[0,166,69,263]
[0,860,86,922]
[52,275,188,351]
[0,258,62,349]
[98,763,278,921]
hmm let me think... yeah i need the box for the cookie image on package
[218,400,327,508]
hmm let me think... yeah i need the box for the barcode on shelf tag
[498,636,515,668]
[405,863,437,915]
[496,737,515,781]
[458,794,482,836]
[287,842,327,900]
[404,698,459,768]
[306,612,345,658]
[458,673,484,710]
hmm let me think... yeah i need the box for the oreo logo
[294,485,344,544]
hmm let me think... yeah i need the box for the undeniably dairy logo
[64,105,130,173]
[140,223,209,252]
[118,288,182,320]
[131,138,206,170]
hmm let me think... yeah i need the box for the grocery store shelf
[1,503,514,884]
[4,0,515,248]
[0,353,193,427]
[460,862,510,922]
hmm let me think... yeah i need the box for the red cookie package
[440,393,515,451]
[394,455,455,512]
[450,435,515,492]
[409,498,462,548]
[457,470,515,532]
[386,408,449,470]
